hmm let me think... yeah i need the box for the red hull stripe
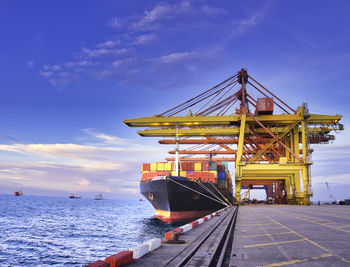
[165,207,229,240]
[155,210,213,223]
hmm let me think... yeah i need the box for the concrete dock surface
[129,205,350,266]
[231,205,350,266]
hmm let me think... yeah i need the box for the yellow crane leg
[285,136,291,162]
[235,113,246,204]
[293,127,299,163]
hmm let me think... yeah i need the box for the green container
[209,162,217,170]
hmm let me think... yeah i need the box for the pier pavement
[231,205,350,266]
[128,205,350,266]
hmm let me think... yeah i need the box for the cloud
[158,52,194,64]
[43,64,61,71]
[0,130,168,197]
[131,1,191,29]
[27,60,34,68]
[81,47,128,58]
[201,5,227,15]
[65,60,95,68]
[97,40,120,48]
[37,1,265,88]
[133,34,156,44]
[236,11,266,34]
[39,71,53,78]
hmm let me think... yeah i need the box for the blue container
[218,179,226,186]
[218,172,225,179]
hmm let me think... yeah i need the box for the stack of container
[141,161,232,187]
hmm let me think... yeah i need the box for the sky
[0,0,349,201]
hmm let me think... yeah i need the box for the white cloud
[201,5,227,15]
[109,17,122,28]
[39,71,53,78]
[237,13,263,34]
[82,47,128,58]
[97,40,120,48]
[0,129,169,196]
[43,64,61,71]
[133,33,156,44]
[65,60,95,68]
[159,52,193,63]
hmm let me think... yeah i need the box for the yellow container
[194,162,202,171]
[165,162,172,171]
[157,162,165,171]
[171,170,176,176]
[180,171,187,177]
[210,170,218,178]
[150,163,157,171]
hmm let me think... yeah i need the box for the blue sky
[0,0,349,200]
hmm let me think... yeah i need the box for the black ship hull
[140,176,232,223]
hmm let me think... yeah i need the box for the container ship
[140,161,233,223]
[14,190,23,196]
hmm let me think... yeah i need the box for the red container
[217,165,225,172]
[201,162,209,171]
[142,163,150,171]
[256,97,274,115]
[141,171,171,181]
[187,162,194,171]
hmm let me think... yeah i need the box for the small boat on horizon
[69,193,81,199]
[94,193,104,200]
[14,190,23,196]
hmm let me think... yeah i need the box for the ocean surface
[0,194,178,267]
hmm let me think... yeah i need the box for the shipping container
[141,171,171,182]
[157,162,165,171]
[218,179,226,186]
[202,162,209,171]
[218,165,225,172]
[180,171,187,177]
[194,162,202,171]
[209,162,218,170]
[210,170,218,178]
[255,97,274,115]
[142,163,150,172]
[221,161,228,170]
[218,172,225,179]
[150,163,157,171]
[164,162,172,171]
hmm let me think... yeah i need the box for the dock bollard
[163,230,185,244]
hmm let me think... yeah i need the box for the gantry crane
[124,68,343,205]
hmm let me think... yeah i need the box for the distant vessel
[139,198,145,201]
[94,194,104,200]
[69,193,81,199]
[14,191,23,196]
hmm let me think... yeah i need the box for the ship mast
[175,126,180,176]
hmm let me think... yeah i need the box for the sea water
[0,194,176,266]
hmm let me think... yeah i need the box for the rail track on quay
[170,206,238,267]
[129,206,238,267]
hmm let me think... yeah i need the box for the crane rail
[167,207,238,267]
